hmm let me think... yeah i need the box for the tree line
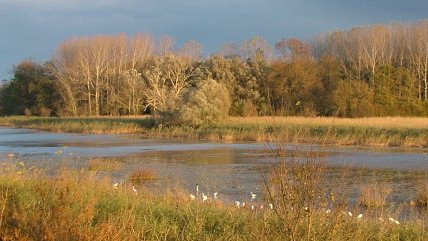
[1,21,427,124]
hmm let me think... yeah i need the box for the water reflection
[0,126,427,203]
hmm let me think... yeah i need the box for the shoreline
[0,116,427,148]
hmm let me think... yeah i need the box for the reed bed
[0,116,427,147]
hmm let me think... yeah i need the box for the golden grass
[0,162,426,240]
[0,116,427,147]
[414,180,428,207]
[225,116,428,129]
[129,168,157,183]
[87,158,124,171]
[359,183,393,208]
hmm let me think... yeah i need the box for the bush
[230,100,258,117]
[176,78,231,126]
[332,80,374,117]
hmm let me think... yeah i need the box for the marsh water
[0,126,427,204]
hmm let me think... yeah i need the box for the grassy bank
[0,164,426,241]
[0,116,427,147]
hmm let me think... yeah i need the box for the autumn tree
[0,60,59,116]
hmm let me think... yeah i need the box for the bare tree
[157,35,176,57]
[143,56,194,114]
[275,38,312,62]
[180,40,203,60]
[218,42,239,58]
[241,36,274,61]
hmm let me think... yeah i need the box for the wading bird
[190,194,196,200]
[213,192,218,199]
[251,192,256,200]
[113,183,119,190]
[202,193,208,202]
[132,186,138,195]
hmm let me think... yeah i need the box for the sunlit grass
[0,116,156,134]
[226,116,428,129]
[129,168,157,184]
[359,183,393,208]
[414,179,428,207]
[0,116,427,147]
[0,161,425,240]
[88,158,124,171]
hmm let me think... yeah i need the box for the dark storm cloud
[0,0,427,78]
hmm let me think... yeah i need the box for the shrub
[177,78,231,126]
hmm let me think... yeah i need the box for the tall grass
[0,116,156,134]
[0,161,426,240]
[359,183,393,208]
[0,116,427,147]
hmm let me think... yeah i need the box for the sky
[0,0,427,79]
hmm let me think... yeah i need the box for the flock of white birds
[111,182,402,224]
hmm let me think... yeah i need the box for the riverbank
[0,164,425,240]
[0,116,427,147]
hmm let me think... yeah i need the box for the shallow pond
[0,126,427,204]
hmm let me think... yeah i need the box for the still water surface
[0,126,427,203]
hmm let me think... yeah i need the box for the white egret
[213,192,218,199]
[202,193,208,202]
[269,203,274,210]
[196,184,199,195]
[348,211,353,217]
[251,205,254,210]
[357,214,363,219]
[132,186,138,195]
[113,183,119,190]
[242,202,246,207]
[235,201,240,208]
[251,192,256,200]
[325,209,331,214]
[190,194,196,200]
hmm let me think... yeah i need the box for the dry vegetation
[129,168,157,184]
[88,158,124,171]
[0,116,427,147]
[0,160,426,241]
[227,116,428,129]
[359,183,393,208]
[415,179,428,207]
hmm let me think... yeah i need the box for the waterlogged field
[0,126,427,240]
